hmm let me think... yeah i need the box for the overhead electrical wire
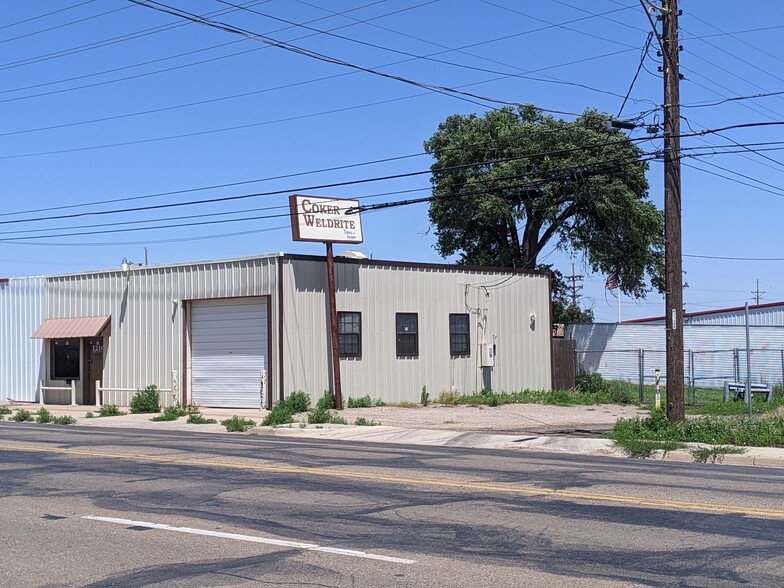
[0,0,100,32]
[127,0,585,114]
[0,4,133,46]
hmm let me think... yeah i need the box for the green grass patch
[0,406,12,415]
[186,412,217,425]
[52,415,77,425]
[354,417,380,426]
[98,405,126,417]
[10,409,34,422]
[221,416,256,432]
[346,395,385,408]
[688,396,783,416]
[129,385,161,414]
[610,408,784,447]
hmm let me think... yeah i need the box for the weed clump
[307,406,347,425]
[354,417,380,426]
[36,408,55,423]
[53,415,77,425]
[98,405,126,417]
[222,416,256,432]
[11,409,34,422]
[262,403,295,426]
[187,412,217,425]
[129,385,161,414]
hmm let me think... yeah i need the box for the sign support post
[326,242,343,409]
[289,194,363,412]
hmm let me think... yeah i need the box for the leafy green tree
[548,267,594,325]
[424,106,664,297]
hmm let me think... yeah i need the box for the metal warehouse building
[0,276,46,403]
[18,253,552,408]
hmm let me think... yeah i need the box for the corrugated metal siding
[567,323,784,386]
[282,259,552,403]
[45,257,279,407]
[0,277,46,403]
[685,305,784,326]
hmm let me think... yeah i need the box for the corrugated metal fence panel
[46,256,278,407]
[685,305,784,326]
[282,259,552,404]
[567,323,784,386]
[0,277,46,403]
[190,298,267,408]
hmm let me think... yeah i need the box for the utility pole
[567,263,584,307]
[751,279,765,305]
[662,0,684,422]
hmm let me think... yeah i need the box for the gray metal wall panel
[282,259,552,403]
[0,277,46,403]
[629,305,784,326]
[45,257,279,407]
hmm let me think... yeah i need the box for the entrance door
[84,339,104,405]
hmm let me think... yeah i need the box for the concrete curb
[4,404,784,468]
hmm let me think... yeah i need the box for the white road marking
[83,515,415,564]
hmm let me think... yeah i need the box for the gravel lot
[306,403,649,436]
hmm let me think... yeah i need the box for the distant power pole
[567,263,584,306]
[752,279,765,305]
[660,0,685,422]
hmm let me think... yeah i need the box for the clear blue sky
[2,0,783,322]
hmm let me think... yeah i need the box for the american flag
[605,274,620,290]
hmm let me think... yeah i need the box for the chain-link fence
[576,348,784,406]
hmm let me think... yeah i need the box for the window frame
[337,311,362,358]
[395,312,419,358]
[449,313,471,356]
[50,338,81,380]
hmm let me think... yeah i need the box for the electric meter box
[480,341,495,367]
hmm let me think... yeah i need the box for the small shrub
[316,390,335,411]
[438,390,462,405]
[53,415,77,425]
[0,406,12,415]
[11,409,34,422]
[420,386,430,406]
[689,445,747,464]
[85,412,95,419]
[150,404,188,422]
[129,385,161,414]
[221,416,256,432]
[262,403,294,426]
[36,408,55,424]
[347,395,384,408]
[354,417,379,426]
[575,371,610,394]
[187,412,217,425]
[98,405,126,417]
[282,390,311,414]
[308,406,347,424]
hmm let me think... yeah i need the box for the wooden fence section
[551,338,576,390]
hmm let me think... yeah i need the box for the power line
[0,0,100,32]
[128,0,584,114]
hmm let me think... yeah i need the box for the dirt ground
[302,403,650,436]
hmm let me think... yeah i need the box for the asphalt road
[1,423,783,587]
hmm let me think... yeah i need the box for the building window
[51,339,80,380]
[338,312,361,357]
[449,314,470,356]
[396,313,418,357]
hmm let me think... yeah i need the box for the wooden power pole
[662,0,684,421]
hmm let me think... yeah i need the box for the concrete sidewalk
[4,402,784,468]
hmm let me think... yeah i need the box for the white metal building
[30,253,552,407]
[622,302,784,326]
[0,276,46,403]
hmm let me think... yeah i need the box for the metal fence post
[734,348,740,382]
[781,350,784,388]
[638,349,645,403]
[689,350,695,406]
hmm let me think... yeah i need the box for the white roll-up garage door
[190,297,267,408]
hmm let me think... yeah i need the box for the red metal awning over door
[31,316,111,339]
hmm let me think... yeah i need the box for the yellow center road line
[3,442,784,520]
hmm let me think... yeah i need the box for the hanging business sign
[289,194,363,244]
